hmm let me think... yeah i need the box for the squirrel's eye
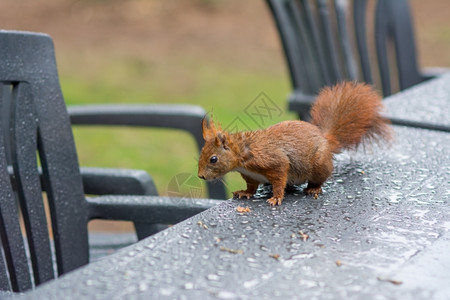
[210,156,218,164]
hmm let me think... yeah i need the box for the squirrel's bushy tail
[310,82,392,154]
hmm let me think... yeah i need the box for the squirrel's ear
[201,117,208,140]
[216,132,229,150]
[202,117,215,140]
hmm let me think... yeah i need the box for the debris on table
[299,230,309,241]
[236,206,251,213]
[377,277,403,285]
[269,253,280,260]
[336,260,342,267]
[197,221,208,229]
[220,246,243,255]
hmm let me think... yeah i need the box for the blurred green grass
[60,54,293,198]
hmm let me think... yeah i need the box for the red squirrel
[198,82,392,206]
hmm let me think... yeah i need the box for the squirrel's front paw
[233,190,254,200]
[267,197,283,206]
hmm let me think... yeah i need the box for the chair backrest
[266,0,429,118]
[0,30,89,292]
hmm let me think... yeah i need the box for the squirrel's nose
[199,175,206,180]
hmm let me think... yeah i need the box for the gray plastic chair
[266,0,436,121]
[0,30,221,293]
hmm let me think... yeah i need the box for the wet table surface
[383,72,450,132]
[15,125,450,299]
[12,75,450,299]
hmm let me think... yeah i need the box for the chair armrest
[68,104,206,150]
[85,195,221,224]
[80,167,189,239]
[80,167,158,196]
[12,166,158,196]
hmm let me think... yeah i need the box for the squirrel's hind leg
[305,152,333,198]
[304,182,323,198]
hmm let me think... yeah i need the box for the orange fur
[198,82,392,206]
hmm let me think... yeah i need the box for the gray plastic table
[383,72,450,132]
[15,76,450,300]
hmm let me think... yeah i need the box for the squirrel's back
[310,82,392,153]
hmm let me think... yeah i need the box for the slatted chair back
[266,0,430,120]
[0,30,89,292]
